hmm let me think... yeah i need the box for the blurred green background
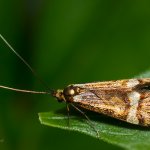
[1,1,150,150]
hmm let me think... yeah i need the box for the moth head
[52,89,65,102]
[52,85,81,103]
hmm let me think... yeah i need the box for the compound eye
[68,89,75,95]
[63,86,75,96]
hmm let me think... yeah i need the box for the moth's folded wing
[73,91,129,121]
[137,97,150,126]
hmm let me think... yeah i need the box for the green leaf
[39,70,150,150]
[135,70,150,78]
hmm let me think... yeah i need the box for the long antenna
[0,34,53,94]
[0,85,50,94]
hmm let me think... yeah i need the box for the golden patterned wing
[72,78,150,126]
[137,96,150,126]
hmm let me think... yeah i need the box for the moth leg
[66,103,70,127]
[70,104,99,138]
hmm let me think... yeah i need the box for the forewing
[137,94,150,126]
[72,80,131,121]
[72,78,150,124]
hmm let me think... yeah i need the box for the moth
[58,79,150,126]
[1,34,150,129]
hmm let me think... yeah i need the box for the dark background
[1,1,150,150]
